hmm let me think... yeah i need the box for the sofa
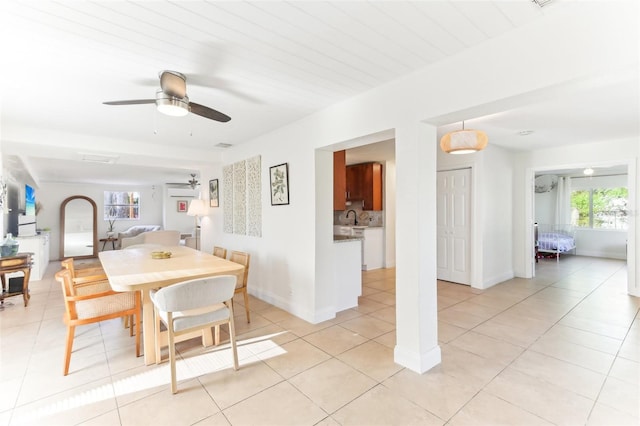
[120,230,181,249]
[117,225,161,248]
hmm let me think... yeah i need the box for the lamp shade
[440,129,488,154]
[187,199,207,216]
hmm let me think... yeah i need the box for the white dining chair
[150,274,240,394]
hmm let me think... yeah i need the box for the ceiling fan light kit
[155,90,189,117]
[440,122,488,154]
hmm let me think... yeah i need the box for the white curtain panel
[555,176,572,225]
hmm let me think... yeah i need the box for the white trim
[394,344,441,374]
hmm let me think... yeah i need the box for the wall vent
[531,0,554,7]
[80,153,119,164]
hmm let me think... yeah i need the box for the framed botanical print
[177,200,188,212]
[209,179,219,207]
[269,163,289,206]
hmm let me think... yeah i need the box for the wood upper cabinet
[333,150,346,211]
[346,162,383,211]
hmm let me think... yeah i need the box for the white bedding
[538,232,575,252]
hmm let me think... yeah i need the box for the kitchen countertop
[333,235,363,243]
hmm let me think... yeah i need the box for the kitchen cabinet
[346,162,383,211]
[333,150,346,211]
[363,227,384,271]
[15,233,50,281]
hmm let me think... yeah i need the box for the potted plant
[106,207,117,238]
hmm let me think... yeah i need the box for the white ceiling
[1,1,638,186]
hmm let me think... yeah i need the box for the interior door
[437,168,471,285]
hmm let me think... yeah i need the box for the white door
[437,168,471,285]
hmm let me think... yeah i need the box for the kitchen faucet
[346,209,358,225]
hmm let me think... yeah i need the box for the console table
[99,237,118,251]
[0,253,33,307]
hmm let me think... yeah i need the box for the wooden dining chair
[150,275,239,393]
[55,269,141,375]
[61,258,107,285]
[62,258,135,332]
[212,246,227,259]
[229,250,251,323]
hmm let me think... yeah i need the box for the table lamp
[187,199,207,250]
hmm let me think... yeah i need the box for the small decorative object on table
[0,233,19,257]
[151,251,172,259]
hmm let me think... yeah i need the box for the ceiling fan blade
[189,102,231,122]
[103,99,155,105]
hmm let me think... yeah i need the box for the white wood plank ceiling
[1,1,637,185]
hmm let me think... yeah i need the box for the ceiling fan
[103,70,231,122]
[166,174,200,189]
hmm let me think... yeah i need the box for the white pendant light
[440,121,488,154]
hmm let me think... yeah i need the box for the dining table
[99,245,245,365]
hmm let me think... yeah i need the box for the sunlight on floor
[20,333,288,423]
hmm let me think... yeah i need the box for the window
[104,191,140,221]
[570,187,628,230]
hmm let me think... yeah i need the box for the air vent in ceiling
[215,143,232,148]
[80,153,119,164]
[531,0,554,7]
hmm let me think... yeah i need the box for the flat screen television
[25,184,36,216]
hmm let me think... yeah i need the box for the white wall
[535,188,556,225]
[481,146,515,288]
[436,144,515,289]
[163,186,201,236]
[36,182,164,260]
[384,159,396,268]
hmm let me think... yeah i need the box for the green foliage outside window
[570,187,628,229]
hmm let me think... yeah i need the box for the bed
[535,223,576,261]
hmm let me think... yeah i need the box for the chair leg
[168,321,178,394]
[242,289,251,323]
[135,312,141,357]
[228,304,239,371]
[63,325,75,376]
[154,307,162,364]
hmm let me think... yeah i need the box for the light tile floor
[1,256,638,425]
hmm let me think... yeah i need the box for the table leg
[141,288,157,365]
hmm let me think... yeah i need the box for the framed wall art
[209,179,219,207]
[177,200,188,212]
[269,163,289,206]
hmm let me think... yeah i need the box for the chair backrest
[121,230,180,248]
[55,269,80,319]
[213,246,227,259]
[151,275,237,313]
[229,251,250,289]
[60,258,77,277]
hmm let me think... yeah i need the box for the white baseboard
[576,250,626,260]
[394,344,441,374]
[480,270,515,290]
